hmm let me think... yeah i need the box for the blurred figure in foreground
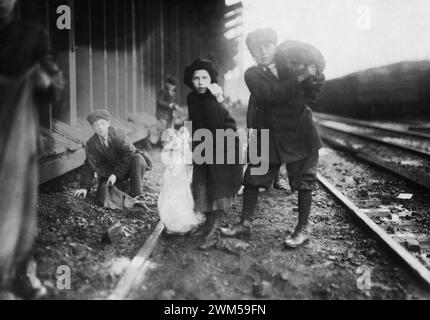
[0,0,63,299]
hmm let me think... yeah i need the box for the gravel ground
[34,146,161,300]
[32,115,430,300]
[129,150,430,300]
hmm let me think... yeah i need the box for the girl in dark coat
[184,59,243,250]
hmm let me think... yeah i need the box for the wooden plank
[108,221,164,300]
[68,0,77,126]
[131,0,137,114]
[317,174,430,288]
[38,149,86,184]
[103,0,108,110]
[88,0,94,112]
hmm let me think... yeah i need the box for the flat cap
[87,109,111,124]
[246,28,278,49]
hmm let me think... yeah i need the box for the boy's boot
[220,186,257,239]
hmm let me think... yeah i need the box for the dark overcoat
[187,91,243,202]
[245,65,322,164]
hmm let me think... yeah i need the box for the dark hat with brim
[87,109,111,124]
[183,59,218,90]
[246,28,278,50]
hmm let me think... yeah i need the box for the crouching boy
[75,110,152,206]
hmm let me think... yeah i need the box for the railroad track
[312,114,430,287]
[314,112,430,140]
[315,118,430,159]
[317,173,430,288]
[315,117,430,192]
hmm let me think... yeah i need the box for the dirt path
[130,149,430,300]
[33,130,430,300]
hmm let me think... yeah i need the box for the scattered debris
[102,222,134,244]
[396,193,413,200]
[279,271,290,281]
[372,282,393,291]
[386,225,396,234]
[216,238,251,255]
[362,208,391,218]
[344,176,355,184]
[404,239,421,253]
[358,188,369,198]
[108,257,131,277]
[390,214,401,224]
[155,289,176,300]
[318,148,332,156]
[253,281,272,298]
[359,199,382,208]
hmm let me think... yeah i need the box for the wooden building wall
[16,0,242,182]
[19,0,241,128]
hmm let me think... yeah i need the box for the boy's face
[0,0,17,21]
[166,83,176,93]
[250,41,277,67]
[92,119,110,138]
[192,69,211,94]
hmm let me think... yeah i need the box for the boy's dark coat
[245,65,322,164]
[80,126,150,191]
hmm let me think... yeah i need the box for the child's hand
[207,83,224,102]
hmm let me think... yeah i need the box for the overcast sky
[241,0,430,79]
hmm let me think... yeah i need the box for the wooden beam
[39,149,86,184]
[131,0,137,114]
[108,222,164,300]
[68,0,77,126]
[88,0,94,112]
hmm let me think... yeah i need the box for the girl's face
[192,69,211,94]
